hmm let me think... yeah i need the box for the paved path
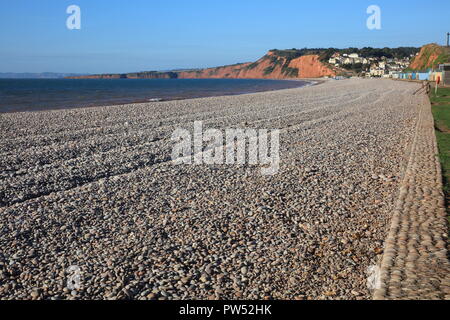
[374,92,450,300]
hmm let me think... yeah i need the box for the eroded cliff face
[288,55,336,78]
[177,53,335,79]
[68,50,337,79]
[409,44,450,70]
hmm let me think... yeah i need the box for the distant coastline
[66,49,338,80]
[0,72,88,79]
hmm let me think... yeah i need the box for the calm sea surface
[0,79,309,113]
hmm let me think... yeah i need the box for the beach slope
[0,79,446,300]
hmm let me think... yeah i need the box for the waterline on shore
[0,78,311,113]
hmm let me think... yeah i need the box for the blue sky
[0,0,449,73]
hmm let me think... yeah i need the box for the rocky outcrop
[409,44,450,71]
[67,50,337,80]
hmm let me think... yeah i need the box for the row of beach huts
[389,63,450,85]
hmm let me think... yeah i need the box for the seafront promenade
[374,90,450,300]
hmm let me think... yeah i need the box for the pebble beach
[0,78,441,300]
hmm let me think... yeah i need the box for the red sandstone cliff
[408,44,450,71]
[67,50,337,80]
[178,53,335,79]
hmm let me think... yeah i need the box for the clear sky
[1,0,449,73]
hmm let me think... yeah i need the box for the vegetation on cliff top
[127,71,178,79]
[258,53,301,77]
[269,47,419,63]
[266,47,419,75]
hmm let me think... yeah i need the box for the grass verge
[429,87,450,222]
